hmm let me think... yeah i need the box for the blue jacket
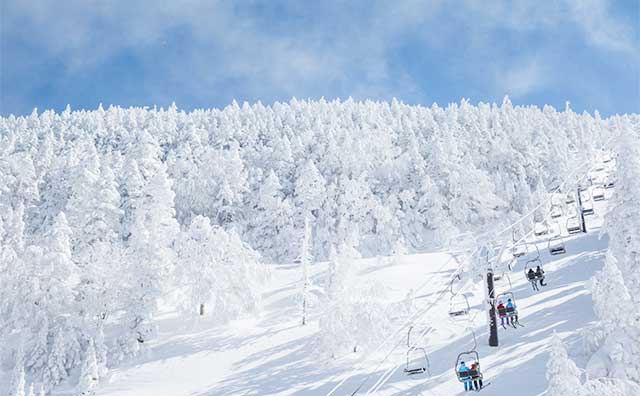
[507,301,514,309]
[458,364,470,379]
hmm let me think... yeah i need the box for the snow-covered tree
[174,215,220,317]
[318,243,389,355]
[294,160,325,216]
[77,339,99,395]
[546,334,582,396]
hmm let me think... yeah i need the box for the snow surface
[80,192,611,396]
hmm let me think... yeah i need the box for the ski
[475,382,491,392]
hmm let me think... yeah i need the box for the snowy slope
[81,191,611,396]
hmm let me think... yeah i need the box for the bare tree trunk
[199,303,205,316]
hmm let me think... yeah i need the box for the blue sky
[1,0,638,117]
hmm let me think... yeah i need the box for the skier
[528,269,539,291]
[506,298,518,326]
[496,301,509,328]
[458,361,473,391]
[470,362,483,390]
[535,266,547,287]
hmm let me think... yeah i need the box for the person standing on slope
[458,361,473,391]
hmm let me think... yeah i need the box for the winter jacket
[458,364,470,378]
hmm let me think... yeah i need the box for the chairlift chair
[549,204,563,219]
[404,326,431,376]
[548,235,566,255]
[580,190,595,216]
[565,192,576,204]
[534,221,548,236]
[496,291,518,318]
[455,351,483,384]
[566,216,581,234]
[582,200,595,216]
[449,294,471,319]
[524,258,545,282]
[511,242,527,258]
[405,347,430,376]
[604,178,615,189]
[592,186,605,201]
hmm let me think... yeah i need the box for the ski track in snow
[86,194,611,396]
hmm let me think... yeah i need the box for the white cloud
[2,0,637,111]
[495,58,548,98]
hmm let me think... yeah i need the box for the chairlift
[511,242,527,258]
[448,288,471,319]
[582,200,595,216]
[604,178,615,189]
[454,329,483,385]
[534,221,548,236]
[550,204,563,219]
[565,192,576,204]
[511,228,528,258]
[495,291,519,319]
[603,154,612,163]
[524,258,545,283]
[581,190,595,216]
[494,272,512,289]
[592,185,605,201]
[404,326,431,376]
[548,235,566,255]
[566,216,582,234]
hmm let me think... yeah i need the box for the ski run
[0,100,639,396]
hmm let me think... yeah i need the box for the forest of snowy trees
[0,98,637,393]
[545,123,640,396]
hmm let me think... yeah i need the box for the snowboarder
[458,361,473,391]
[496,301,509,328]
[470,362,483,390]
[506,298,518,326]
[528,269,539,291]
[535,266,547,286]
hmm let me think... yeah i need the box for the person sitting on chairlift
[506,298,518,325]
[535,266,547,287]
[470,362,483,390]
[528,269,539,291]
[497,301,509,327]
[458,361,473,391]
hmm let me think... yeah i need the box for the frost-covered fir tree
[589,254,634,331]
[175,215,265,322]
[123,164,179,345]
[546,334,582,396]
[294,160,325,217]
[174,215,220,317]
[318,242,389,355]
[77,339,99,395]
